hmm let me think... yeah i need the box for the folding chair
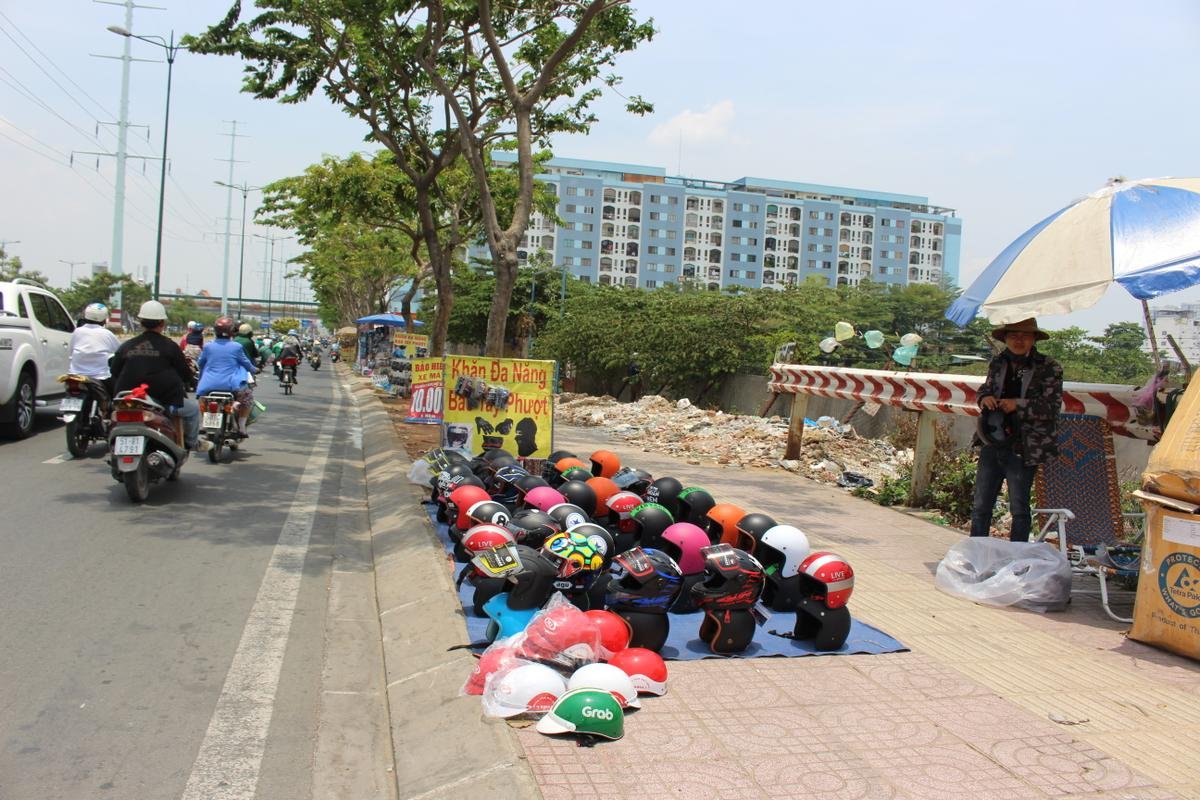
[1032,414,1144,623]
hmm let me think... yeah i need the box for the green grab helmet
[535,688,624,741]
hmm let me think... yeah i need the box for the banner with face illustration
[441,356,555,458]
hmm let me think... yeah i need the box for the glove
[475,416,494,435]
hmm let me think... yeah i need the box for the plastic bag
[407,458,435,488]
[935,537,1072,613]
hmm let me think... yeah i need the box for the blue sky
[2,1,1199,331]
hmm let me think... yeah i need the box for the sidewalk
[358,379,1200,799]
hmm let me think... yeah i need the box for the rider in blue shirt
[197,316,259,437]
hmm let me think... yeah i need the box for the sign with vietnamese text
[441,356,555,458]
[405,357,444,424]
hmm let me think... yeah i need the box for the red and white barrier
[767,364,1154,441]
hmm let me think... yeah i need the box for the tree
[0,249,50,286]
[272,318,301,336]
[57,273,150,320]
[1093,321,1152,383]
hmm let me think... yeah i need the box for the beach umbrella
[946,177,1200,328]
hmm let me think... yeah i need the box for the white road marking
[180,385,340,800]
[43,453,72,464]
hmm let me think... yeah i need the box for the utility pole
[59,259,87,284]
[216,121,247,315]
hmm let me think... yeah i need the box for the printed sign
[404,357,444,424]
[442,356,555,458]
[1157,551,1200,619]
[392,331,429,352]
[1163,515,1200,548]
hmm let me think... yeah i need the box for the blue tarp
[424,504,907,661]
[355,313,424,327]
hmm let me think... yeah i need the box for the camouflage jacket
[974,348,1064,466]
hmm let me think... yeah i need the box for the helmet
[186,320,198,330]
[462,523,516,557]
[463,643,519,696]
[137,300,168,321]
[483,592,540,639]
[659,522,710,575]
[83,302,108,323]
[491,464,530,506]
[524,486,567,514]
[585,477,620,517]
[505,509,560,550]
[535,688,624,740]
[238,323,253,335]
[612,466,653,496]
[733,512,777,555]
[705,503,747,546]
[690,545,766,611]
[542,530,604,578]
[549,457,588,488]
[506,546,561,610]
[606,647,667,696]
[977,409,1014,447]
[567,522,615,563]
[436,463,480,500]
[604,547,683,613]
[482,662,568,718]
[466,499,512,529]
[643,476,684,518]
[448,485,491,530]
[604,491,644,529]
[583,609,631,659]
[758,524,813,611]
[514,474,550,503]
[559,465,593,484]
[590,449,621,478]
[558,480,597,516]
[546,503,591,533]
[518,603,601,664]
[541,450,577,482]
[676,487,716,527]
[567,662,641,709]
[480,447,516,462]
[798,551,855,609]
[213,316,235,338]
[288,328,298,336]
[629,502,674,550]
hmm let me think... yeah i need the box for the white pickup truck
[0,279,76,438]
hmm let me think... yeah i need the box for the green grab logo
[1158,552,1200,619]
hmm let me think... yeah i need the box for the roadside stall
[353,313,426,396]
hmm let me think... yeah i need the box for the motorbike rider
[276,328,303,384]
[233,323,260,365]
[197,316,259,437]
[179,320,206,354]
[110,300,209,452]
[68,302,121,395]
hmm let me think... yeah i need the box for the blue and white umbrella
[946,177,1200,325]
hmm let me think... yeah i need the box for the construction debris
[555,393,913,489]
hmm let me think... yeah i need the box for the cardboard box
[1128,493,1200,661]
[1142,372,1200,504]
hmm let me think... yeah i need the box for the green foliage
[272,318,301,336]
[0,252,50,286]
[56,273,150,319]
[926,451,982,524]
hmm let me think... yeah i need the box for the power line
[0,10,116,122]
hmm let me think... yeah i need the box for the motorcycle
[309,351,321,371]
[278,356,299,395]
[329,349,340,363]
[197,390,241,463]
[107,384,189,502]
[57,373,111,458]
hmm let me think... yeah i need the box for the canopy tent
[355,313,424,327]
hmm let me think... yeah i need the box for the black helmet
[676,487,716,527]
[513,474,550,503]
[491,463,530,509]
[977,409,1014,447]
[690,545,766,612]
[481,447,516,463]
[559,465,594,485]
[733,512,777,556]
[612,466,653,496]
[559,480,597,518]
[434,462,477,500]
[568,522,616,566]
[541,450,577,482]
[630,502,674,550]
[466,499,512,529]
[507,545,560,610]
[643,476,684,519]
[604,547,683,613]
[546,502,591,532]
[505,509,560,549]
[435,469,485,522]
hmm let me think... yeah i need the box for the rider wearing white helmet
[68,302,121,390]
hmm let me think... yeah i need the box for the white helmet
[758,524,812,579]
[138,300,168,321]
[566,662,641,709]
[83,302,108,323]
[288,328,298,336]
[186,320,198,330]
[481,662,567,718]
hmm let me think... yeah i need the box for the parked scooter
[57,373,111,457]
[309,351,321,371]
[107,384,189,502]
[197,390,241,463]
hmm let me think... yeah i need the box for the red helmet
[584,609,631,659]
[517,603,600,664]
[590,449,621,478]
[606,647,667,696]
[605,491,644,534]
[585,476,620,517]
[449,485,491,530]
[462,643,519,696]
[213,316,236,338]
[461,523,515,556]
[798,551,855,609]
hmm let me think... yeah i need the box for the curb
[352,378,541,800]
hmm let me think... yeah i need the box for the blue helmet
[604,547,682,613]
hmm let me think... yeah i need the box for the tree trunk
[484,246,519,356]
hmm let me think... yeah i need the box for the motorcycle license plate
[60,397,84,412]
[202,412,224,429]
[113,436,145,456]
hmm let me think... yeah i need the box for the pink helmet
[525,486,567,513]
[659,522,710,575]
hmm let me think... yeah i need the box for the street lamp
[214,181,263,319]
[58,259,86,284]
[108,25,182,302]
[254,232,293,326]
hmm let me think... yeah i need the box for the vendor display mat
[425,504,907,660]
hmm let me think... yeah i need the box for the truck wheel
[2,372,36,439]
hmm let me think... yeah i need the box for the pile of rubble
[555,393,914,489]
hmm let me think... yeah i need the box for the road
[0,362,372,799]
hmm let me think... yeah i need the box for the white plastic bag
[935,538,1072,613]
[406,458,435,488]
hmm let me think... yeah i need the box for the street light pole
[108,26,181,302]
[58,259,86,284]
[215,181,263,319]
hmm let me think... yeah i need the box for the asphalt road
[0,362,364,799]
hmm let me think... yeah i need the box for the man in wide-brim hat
[970,317,1063,541]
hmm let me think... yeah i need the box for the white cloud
[647,100,735,147]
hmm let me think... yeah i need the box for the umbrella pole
[1142,299,1161,372]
